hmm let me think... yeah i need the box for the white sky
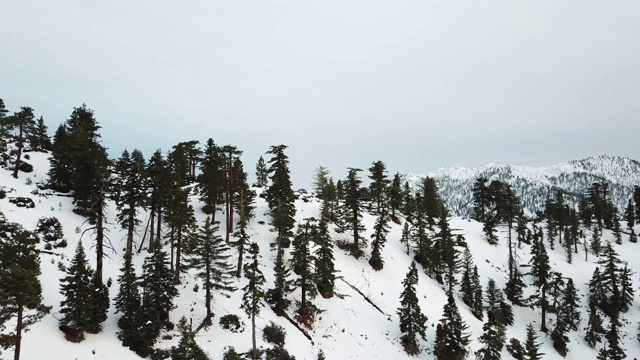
[2,0,639,186]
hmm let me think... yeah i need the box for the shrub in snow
[263,321,286,346]
[9,196,35,208]
[265,346,296,360]
[219,314,245,333]
[34,216,66,247]
[222,347,244,360]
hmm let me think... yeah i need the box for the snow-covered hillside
[1,150,640,360]
[408,155,640,217]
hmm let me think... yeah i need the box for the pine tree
[526,231,551,332]
[367,160,389,214]
[165,184,197,284]
[435,295,470,360]
[241,243,266,360]
[233,171,256,278]
[584,299,604,348]
[625,199,637,243]
[114,254,147,355]
[400,222,411,255]
[140,242,178,328]
[472,266,484,321]
[388,173,403,217]
[266,145,296,252]
[115,149,147,257]
[562,278,581,331]
[255,156,269,188]
[460,248,477,308]
[484,278,510,336]
[563,228,573,264]
[0,227,50,360]
[524,323,544,360]
[219,145,242,243]
[472,177,490,221]
[419,176,443,227]
[369,208,390,270]
[340,168,366,257]
[550,311,569,357]
[476,311,505,360]
[186,218,236,325]
[47,124,73,192]
[59,241,108,336]
[483,214,499,245]
[197,139,224,222]
[591,227,602,256]
[291,218,318,318]
[28,116,51,151]
[146,149,172,249]
[8,106,36,179]
[612,216,622,245]
[439,208,461,295]
[312,165,330,199]
[170,317,210,360]
[267,252,293,316]
[397,262,427,355]
[314,218,336,298]
[605,319,626,360]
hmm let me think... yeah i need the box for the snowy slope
[1,150,640,360]
[407,155,640,217]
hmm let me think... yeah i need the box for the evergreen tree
[439,207,461,295]
[524,323,544,360]
[472,266,484,321]
[584,298,604,348]
[0,98,9,143]
[291,218,318,318]
[550,312,569,357]
[115,149,148,257]
[165,184,197,284]
[591,227,602,256]
[484,278,510,337]
[186,218,236,325]
[267,251,293,316]
[197,139,224,222]
[233,170,256,278]
[526,231,551,332]
[0,227,50,360]
[219,145,242,243]
[388,173,403,217]
[400,222,411,255]
[59,241,108,335]
[255,156,269,188]
[483,214,499,245]
[342,168,366,258]
[113,254,150,355]
[369,208,390,270]
[419,177,443,226]
[460,248,475,308]
[367,160,389,214]
[625,199,637,243]
[314,218,336,298]
[266,145,296,252]
[241,243,266,360]
[397,262,427,355]
[435,295,470,360]
[146,149,171,249]
[562,278,581,331]
[612,216,622,245]
[28,116,51,151]
[312,165,330,199]
[170,317,210,360]
[140,242,178,328]
[476,311,505,360]
[7,106,36,179]
[47,124,73,192]
[634,185,640,222]
[472,177,490,221]
[563,228,573,264]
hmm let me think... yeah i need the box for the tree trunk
[236,190,244,278]
[156,207,162,245]
[126,206,135,257]
[174,229,181,284]
[12,122,24,179]
[14,300,23,360]
[541,287,547,332]
[205,265,212,325]
[96,190,105,283]
[149,207,155,250]
[251,308,257,359]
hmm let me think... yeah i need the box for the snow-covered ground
[1,150,640,359]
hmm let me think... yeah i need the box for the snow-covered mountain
[407,155,640,217]
[2,149,640,360]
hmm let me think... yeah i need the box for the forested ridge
[1,99,640,360]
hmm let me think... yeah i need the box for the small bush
[149,348,170,360]
[223,347,244,360]
[263,322,286,346]
[8,197,35,208]
[18,161,33,173]
[219,314,245,333]
[506,338,524,360]
[0,189,6,199]
[265,346,296,360]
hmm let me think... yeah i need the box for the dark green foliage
[460,249,475,308]
[165,181,197,282]
[524,323,544,360]
[388,173,403,216]
[506,338,524,360]
[591,228,602,256]
[562,278,581,331]
[341,168,366,257]
[0,223,50,359]
[584,299,605,348]
[186,218,235,323]
[115,149,147,257]
[146,150,172,249]
[369,208,390,270]
[266,145,296,251]
[418,176,443,226]
[7,106,36,179]
[242,243,266,359]
[585,182,618,231]
[367,160,389,214]
[475,312,505,360]
[233,169,255,278]
[397,262,427,355]
[223,347,244,360]
[434,295,470,360]
[28,116,51,151]
[312,165,330,199]
[33,216,65,247]
[592,242,634,318]
[314,219,336,298]
[197,138,224,222]
[47,124,72,192]
[170,317,210,360]
[634,186,640,222]
[472,177,490,221]
[219,315,245,333]
[255,156,268,187]
[472,266,484,321]
[291,218,318,318]
[267,250,293,316]
[525,230,551,331]
[400,222,411,255]
[140,242,178,328]
[265,346,296,360]
[625,199,637,243]
[317,349,326,360]
[59,241,108,336]
[263,321,286,346]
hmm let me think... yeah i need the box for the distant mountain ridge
[407,155,640,217]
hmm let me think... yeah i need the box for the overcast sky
[2,0,639,187]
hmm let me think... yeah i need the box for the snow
[1,150,640,359]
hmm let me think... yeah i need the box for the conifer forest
[2,99,640,360]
